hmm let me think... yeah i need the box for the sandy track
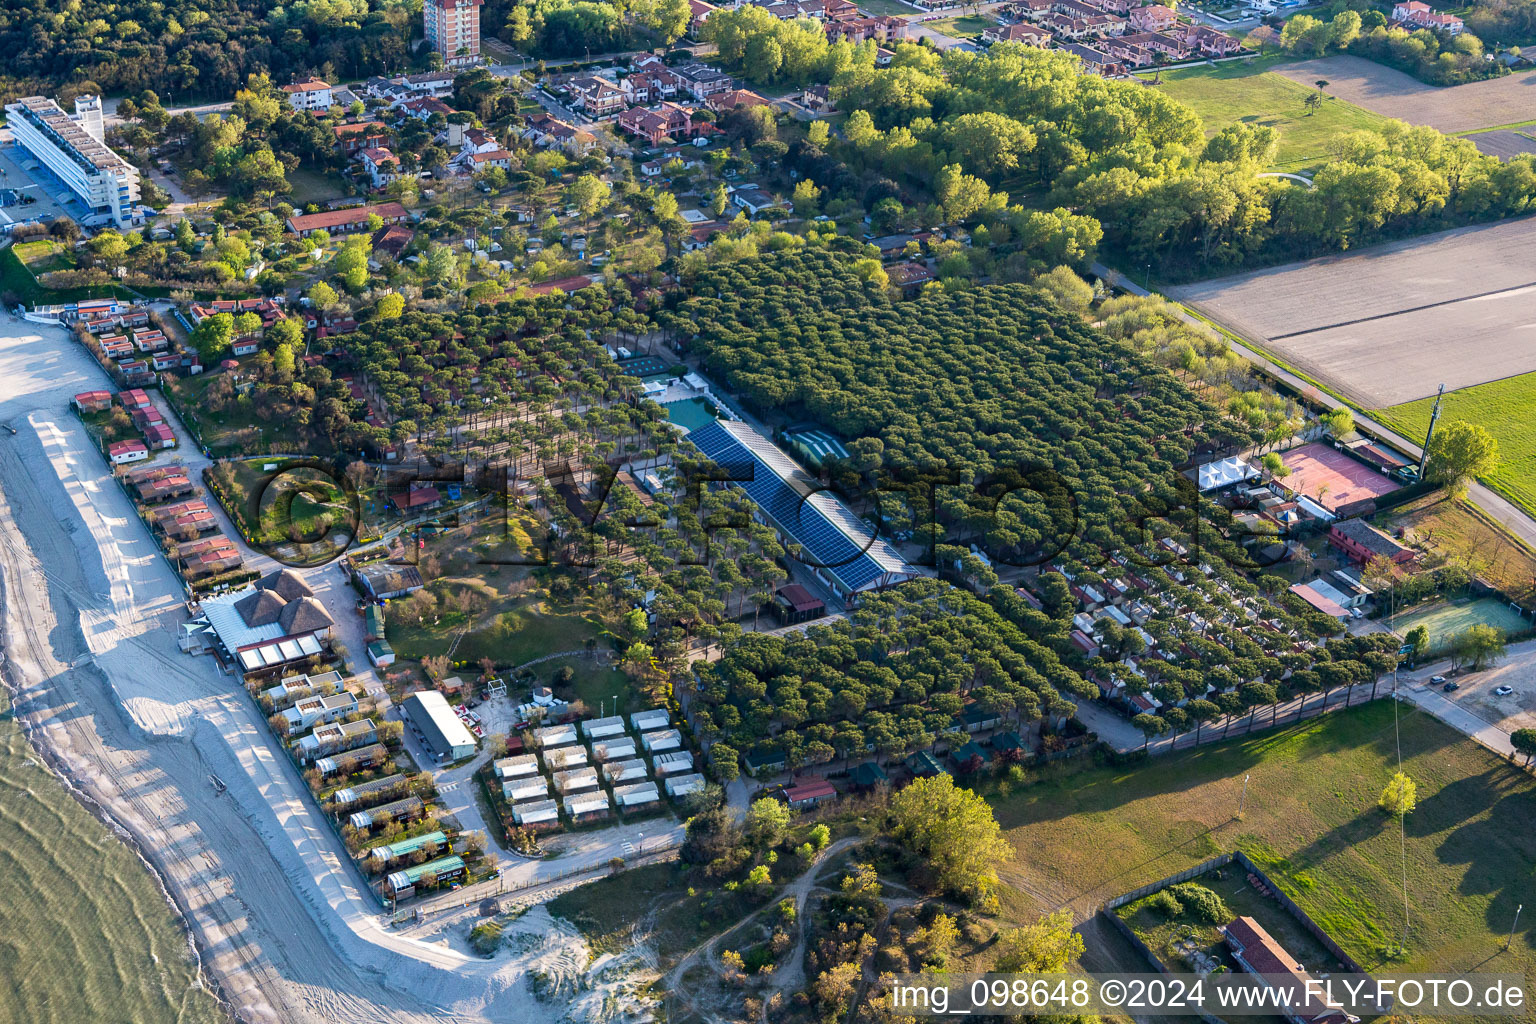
[0,315,587,1023]
[1170,215,1536,408]
[1273,56,1536,134]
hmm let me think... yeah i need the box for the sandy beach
[0,312,655,1023]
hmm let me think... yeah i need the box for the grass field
[0,244,131,307]
[1378,495,1536,603]
[1390,598,1531,651]
[1376,375,1536,521]
[990,701,1536,998]
[286,168,348,206]
[389,597,604,668]
[923,14,991,37]
[12,239,73,275]
[1147,62,1392,172]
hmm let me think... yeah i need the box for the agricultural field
[1389,598,1530,652]
[1147,62,1391,172]
[990,701,1536,1000]
[1173,216,1536,408]
[1274,55,1536,134]
[1376,374,1536,520]
[1379,494,1536,603]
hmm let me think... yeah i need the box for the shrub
[1147,890,1183,919]
[1167,883,1230,925]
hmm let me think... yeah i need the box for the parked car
[1431,675,1447,684]
[1443,681,1460,692]
[1494,685,1514,696]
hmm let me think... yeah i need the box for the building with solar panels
[686,419,923,600]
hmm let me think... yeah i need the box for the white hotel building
[5,95,140,228]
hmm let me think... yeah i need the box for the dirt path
[662,837,864,1024]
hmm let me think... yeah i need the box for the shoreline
[0,593,238,1024]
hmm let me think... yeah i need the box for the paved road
[1092,261,1536,553]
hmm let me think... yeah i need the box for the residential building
[1392,0,1463,32]
[1180,23,1240,54]
[612,782,660,809]
[1059,41,1125,74]
[1328,519,1413,565]
[281,78,335,111]
[4,95,140,228]
[521,114,599,157]
[603,758,649,783]
[467,149,513,173]
[630,708,670,732]
[359,146,402,189]
[1223,916,1359,1024]
[617,102,700,146]
[568,76,632,117]
[581,715,627,740]
[385,854,465,897]
[785,777,837,809]
[984,22,1052,44]
[73,390,112,413]
[298,718,378,758]
[286,202,408,237]
[334,121,390,156]
[424,0,483,66]
[1128,3,1177,31]
[510,798,559,828]
[665,772,706,797]
[688,0,718,34]
[108,440,149,465]
[641,728,682,753]
[283,690,360,732]
[674,63,735,100]
[349,796,425,829]
[402,689,477,761]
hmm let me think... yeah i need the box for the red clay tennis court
[1279,442,1402,508]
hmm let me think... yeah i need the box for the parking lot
[1429,642,1536,736]
[0,138,75,228]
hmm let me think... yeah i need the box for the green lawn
[1146,62,1393,172]
[925,14,992,37]
[287,167,349,206]
[1375,375,1536,521]
[1390,598,1531,652]
[857,0,917,12]
[992,701,1536,1001]
[535,654,638,718]
[13,239,74,274]
[0,244,131,306]
[389,597,604,669]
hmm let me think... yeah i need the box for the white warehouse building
[5,95,141,228]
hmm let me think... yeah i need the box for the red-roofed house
[1393,0,1464,31]
[143,423,177,450]
[391,485,442,514]
[784,777,837,809]
[359,147,402,189]
[73,390,112,413]
[286,202,409,237]
[1129,4,1177,30]
[334,121,390,156]
[1223,916,1357,1024]
[281,78,335,111]
[108,440,149,465]
[617,102,699,146]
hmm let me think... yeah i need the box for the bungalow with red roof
[783,777,837,810]
[108,440,149,465]
[143,423,177,450]
[73,390,112,414]
[286,202,409,237]
[390,485,442,514]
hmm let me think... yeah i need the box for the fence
[1098,848,1369,1012]
[405,840,683,921]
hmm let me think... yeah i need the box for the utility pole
[1507,904,1523,950]
[1238,774,1250,817]
[1418,383,1445,477]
